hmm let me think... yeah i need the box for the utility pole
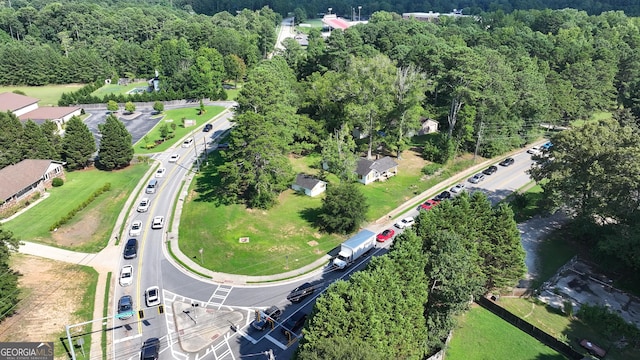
[474,121,484,162]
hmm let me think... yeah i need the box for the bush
[51,178,64,187]
[49,183,111,231]
[422,163,442,176]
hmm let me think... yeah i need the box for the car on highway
[119,265,133,286]
[203,124,213,132]
[129,220,142,237]
[281,312,308,336]
[376,229,395,242]
[117,295,133,319]
[499,157,515,167]
[287,282,316,303]
[482,165,498,175]
[395,217,415,229]
[123,238,138,259]
[252,305,283,331]
[137,198,150,213]
[145,286,161,307]
[140,337,160,360]
[433,191,452,201]
[527,146,542,155]
[168,154,180,163]
[468,173,485,184]
[155,167,166,177]
[151,216,164,229]
[450,184,465,194]
[181,137,194,148]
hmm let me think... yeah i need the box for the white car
[145,286,161,307]
[394,217,415,229]
[527,146,542,155]
[169,154,180,163]
[129,220,143,237]
[151,216,164,229]
[137,198,150,213]
[155,167,166,177]
[119,265,133,287]
[182,137,194,148]
[450,184,465,194]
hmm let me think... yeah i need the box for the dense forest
[177,0,640,18]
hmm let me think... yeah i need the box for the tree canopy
[62,116,97,170]
[97,115,133,170]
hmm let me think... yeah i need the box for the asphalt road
[106,101,540,360]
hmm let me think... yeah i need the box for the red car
[376,229,395,242]
[418,199,440,211]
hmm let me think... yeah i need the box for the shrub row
[49,183,111,231]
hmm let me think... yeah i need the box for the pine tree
[97,115,133,170]
[21,120,57,160]
[62,116,96,170]
[0,111,25,168]
[41,120,63,161]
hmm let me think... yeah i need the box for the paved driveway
[83,109,161,146]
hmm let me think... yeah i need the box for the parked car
[287,282,316,303]
[123,238,138,259]
[216,143,229,150]
[137,198,150,213]
[169,154,180,163]
[482,166,498,175]
[252,305,283,331]
[140,338,160,360]
[281,312,308,336]
[450,184,465,194]
[499,157,515,167]
[129,220,143,237]
[433,191,452,201]
[151,216,164,229]
[203,124,213,132]
[376,229,395,242]
[395,217,415,229]
[119,265,133,287]
[542,141,553,150]
[117,295,133,319]
[419,199,439,211]
[155,167,166,178]
[468,173,485,184]
[145,286,161,307]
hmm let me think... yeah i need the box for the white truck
[332,230,376,270]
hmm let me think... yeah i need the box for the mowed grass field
[134,106,226,154]
[4,164,149,252]
[0,84,84,106]
[446,305,564,359]
[90,81,149,97]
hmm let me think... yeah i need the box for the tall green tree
[320,124,357,181]
[0,226,20,321]
[343,55,396,159]
[41,120,63,161]
[387,64,426,158]
[97,115,133,170]
[318,182,368,234]
[0,111,24,168]
[21,120,57,160]
[62,116,96,170]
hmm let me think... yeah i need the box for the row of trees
[298,192,526,358]
[0,4,273,86]
[0,111,133,171]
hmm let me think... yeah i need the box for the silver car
[468,173,485,184]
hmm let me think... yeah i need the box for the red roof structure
[0,92,39,112]
[18,106,81,122]
[322,14,351,30]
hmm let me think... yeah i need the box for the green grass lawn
[90,81,148,97]
[4,164,149,252]
[180,153,344,275]
[0,84,84,106]
[446,305,564,359]
[134,106,225,154]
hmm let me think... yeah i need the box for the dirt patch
[51,208,101,247]
[0,255,89,346]
[395,150,425,173]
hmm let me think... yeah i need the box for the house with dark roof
[0,159,65,211]
[0,92,81,131]
[292,174,327,197]
[355,156,398,185]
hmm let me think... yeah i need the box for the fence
[477,296,585,359]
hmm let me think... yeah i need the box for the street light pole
[358,6,362,21]
[328,7,332,15]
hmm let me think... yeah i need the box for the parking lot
[83,109,161,146]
